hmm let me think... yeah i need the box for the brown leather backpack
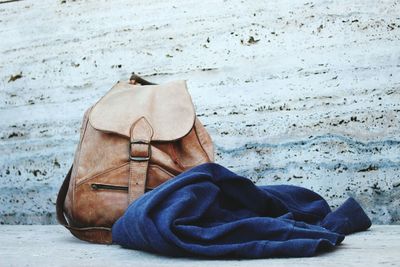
[56,74,214,244]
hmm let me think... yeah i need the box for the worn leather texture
[58,78,214,244]
[90,80,195,140]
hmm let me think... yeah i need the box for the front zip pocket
[91,183,128,192]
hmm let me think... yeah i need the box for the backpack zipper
[91,183,128,192]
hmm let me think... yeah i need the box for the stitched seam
[171,122,210,169]
[75,162,129,187]
[193,119,213,162]
[146,164,175,190]
[71,107,92,222]
[149,163,175,178]
[169,142,185,170]
[73,163,172,190]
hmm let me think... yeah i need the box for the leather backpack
[56,74,214,244]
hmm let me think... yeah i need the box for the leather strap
[128,117,153,203]
[56,166,112,244]
[129,73,157,85]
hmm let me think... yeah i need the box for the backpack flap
[89,80,196,141]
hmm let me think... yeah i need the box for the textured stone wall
[0,0,399,224]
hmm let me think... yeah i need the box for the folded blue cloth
[112,163,371,258]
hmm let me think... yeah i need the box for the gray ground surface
[0,225,399,267]
[0,0,400,224]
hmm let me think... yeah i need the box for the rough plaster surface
[0,0,399,224]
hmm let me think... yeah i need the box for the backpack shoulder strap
[130,73,157,85]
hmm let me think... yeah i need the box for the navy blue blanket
[112,163,371,258]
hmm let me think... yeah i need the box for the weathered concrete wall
[0,0,399,224]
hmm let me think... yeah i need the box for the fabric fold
[321,197,372,235]
[112,163,371,258]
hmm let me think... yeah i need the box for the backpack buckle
[129,140,151,161]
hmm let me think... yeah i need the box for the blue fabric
[112,163,371,258]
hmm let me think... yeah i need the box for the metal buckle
[129,140,151,161]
